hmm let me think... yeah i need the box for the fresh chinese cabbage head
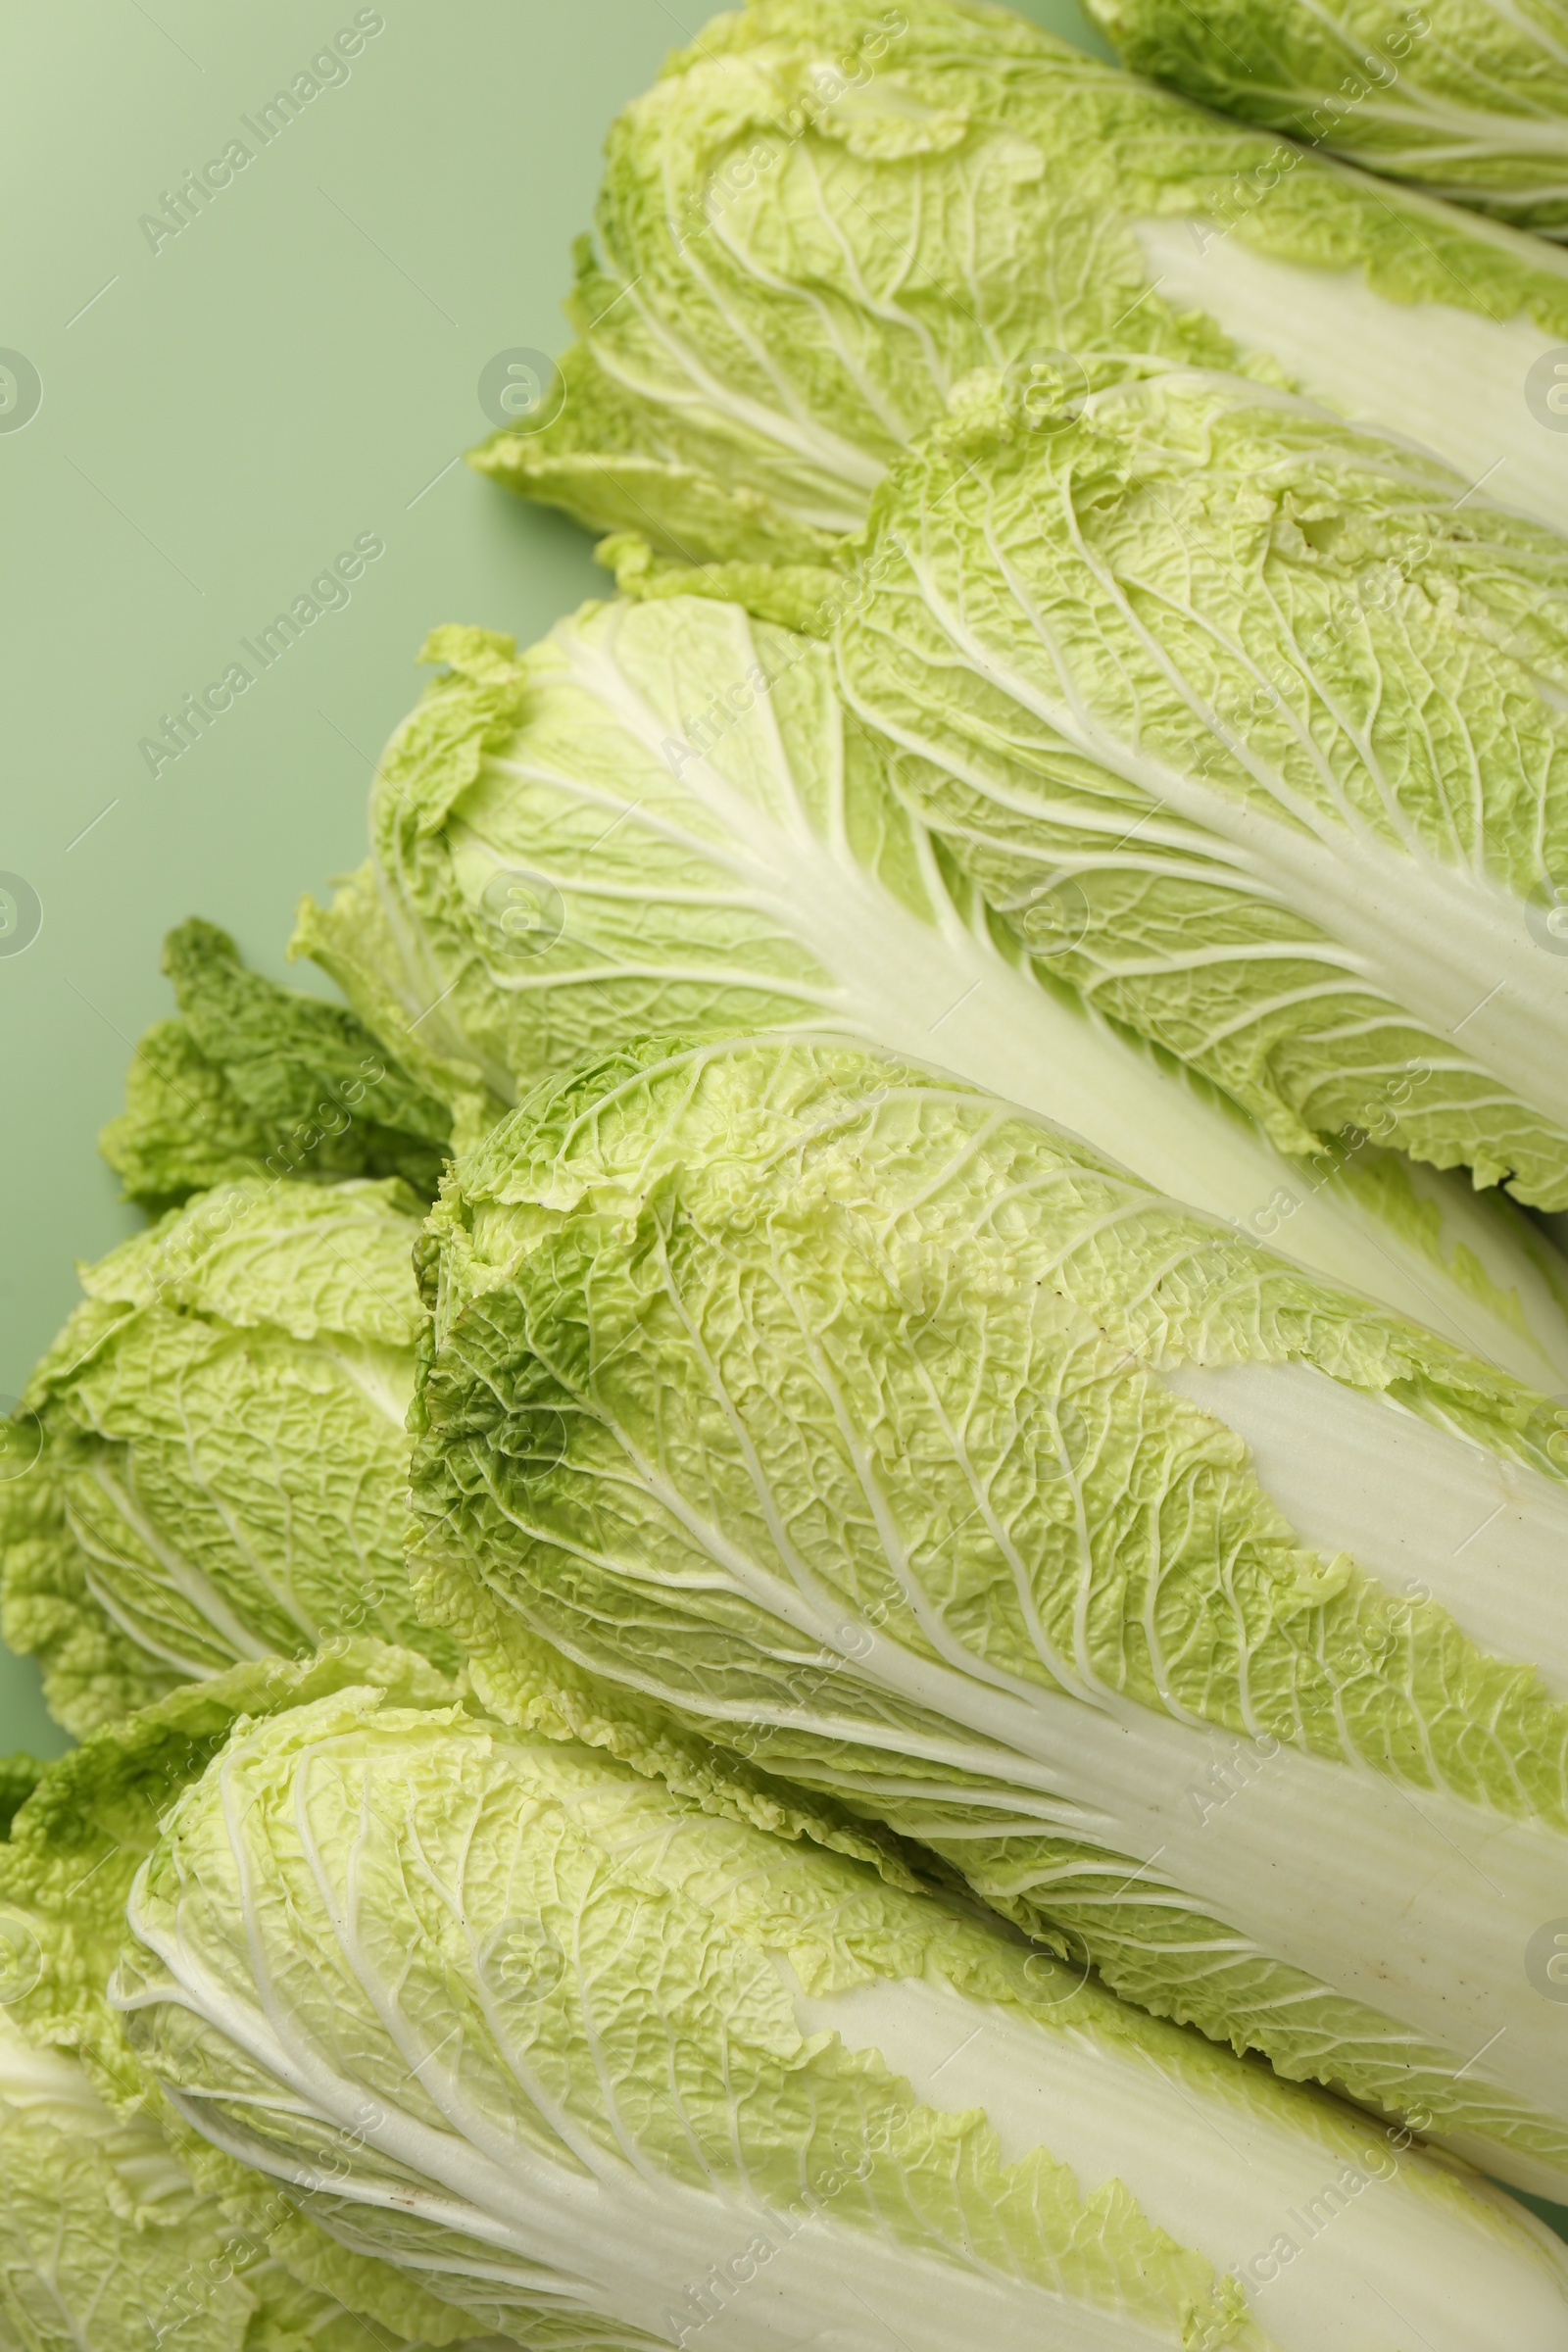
[0,1176,454,1736]
[0,1642,523,2352]
[292,600,1568,1387]
[100,917,450,1213]
[472,0,1568,555]
[1087,0,1568,236]
[804,366,1568,1207]
[413,1033,1568,2202]
[112,1672,1568,2352]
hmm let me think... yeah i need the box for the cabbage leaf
[815,368,1568,1206]
[0,1643,508,2352]
[1088,0,1568,235]
[0,1178,454,1735]
[293,598,1568,1383]
[0,2009,470,2352]
[472,0,1568,554]
[413,1033,1568,2201]
[114,1674,1568,2350]
[99,917,450,1213]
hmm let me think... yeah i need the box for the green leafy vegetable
[0,2008,469,2352]
[0,1178,454,1736]
[467,0,1568,1205]
[0,2004,261,2352]
[473,0,1568,556]
[413,1032,1568,2202]
[0,1644,457,2111]
[100,918,450,1213]
[114,1672,1568,2350]
[0,1644,506,2352]
[809,367,1568,1206]
[294,599,1568,1384]
[1088,0,1568,236]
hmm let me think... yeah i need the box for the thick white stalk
[1167,1359,1568,1692]
[571,1476,1568,2155]
[792,1970,1568,2352]
[1134,219,1568,535]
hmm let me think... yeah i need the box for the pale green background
[0,0,1104,1754]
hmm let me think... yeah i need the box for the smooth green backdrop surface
[0,0,1106,1754]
